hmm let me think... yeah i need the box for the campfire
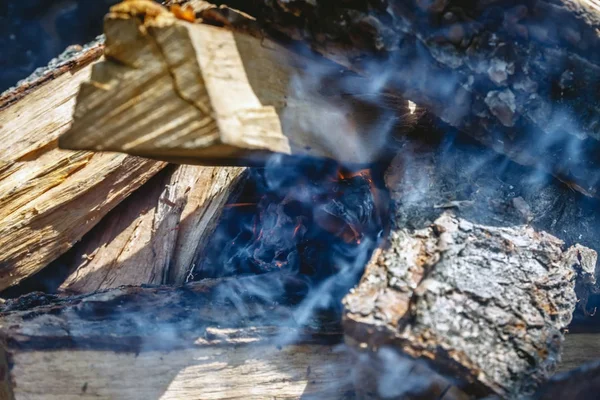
[2,0,600,399]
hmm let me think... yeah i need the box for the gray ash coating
[344,211,585,397]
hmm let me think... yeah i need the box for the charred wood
[0,273,350,399]
[188,0,600,198]
[344,212,590,397]
[342,131,600,397]
[0,271,598,399]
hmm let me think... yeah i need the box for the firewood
[185,0,600,198]
[0,273,597,399]
[342,136,600,397]
[560,333,600,373]
[344,212,592,397]
[0,42,166,292]
[61,164,246,293]
[0,273,352,400]
[380,129,600,316]
[59,1,403,165]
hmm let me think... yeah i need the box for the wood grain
[61,164,246,292]
[59,1,400,165]
[0,43,165,291]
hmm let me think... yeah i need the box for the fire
[199,158,384,280]
[224,202,256,208]
[293,221,303,238]
[336,168,373,181]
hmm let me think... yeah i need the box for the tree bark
[0,270,598,399]
[187,0,600,198]
[344,212,592,397]
[0,41,165,292]
[342,134,599,397]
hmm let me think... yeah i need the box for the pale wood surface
[561,333,600,372]
[59,1,396,165]
[61,164,246,292]
[5,341,352,400]
[169,165,246,284]
[184,0,600,199]
[0,44,165,291]
[1,333,598,400]
[0,274,350,400]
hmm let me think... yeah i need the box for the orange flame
[224,202,257,208]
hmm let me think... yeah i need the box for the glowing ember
[190,156,385,294]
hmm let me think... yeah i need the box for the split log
[188,0,600,198]
[0,273,352,400]
[560,333,600,373]
[0,41,166,292]
[59,1,409,165]
[533,357,600,400]
[61,164,246,293]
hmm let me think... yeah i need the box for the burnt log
[186,0,600,198]
[0,273,352,399]
[0,271,599,399]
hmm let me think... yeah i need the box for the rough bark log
[384,130,600,317]
[0,273,351,400]
[61,164,246,293]
[188,0,600,198]
[0,39,104,112]
[59,1,403,165]
[341,132,599,397]
[344,212,590,398]
[0,42,166,292]
[0,272,337,350]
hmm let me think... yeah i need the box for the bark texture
[344,212,591,397]
[0,272,340,353]
[0,273,350,400]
